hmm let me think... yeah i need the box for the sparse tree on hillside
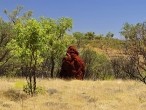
[85,32,95,40]
[121,22,146,84]
[73,32,84,48]
[106,32,114,38]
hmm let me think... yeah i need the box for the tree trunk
[33,66,36,94]
[29,70,33,95]
[50,55,55,78]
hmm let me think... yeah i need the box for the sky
[0,0,146,39]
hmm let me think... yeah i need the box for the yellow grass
[0,78,146,110]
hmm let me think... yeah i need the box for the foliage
[73,32,84,48]
[111,56,136,79]
[78,35,124,50]
[23,84,45,95]
[4,6,32,24]
[9,19,47,95]
[0,6,33,77]
[120,22,146,83]
[85,32,95,40]
[3,6,146,84]
[39,17,75,78]
[81,47,113,80]
[6,17,74,95]
[106,32,114,38]
[0,18,14,76]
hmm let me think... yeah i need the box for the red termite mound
[60,46,85,80]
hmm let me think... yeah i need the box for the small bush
[35,86,46,94]
[23,84,45,95]
[23,84,32,94]
[4,89,27,101]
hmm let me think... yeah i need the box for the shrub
[23,84,45,95]
[111,56,139,79]
[81,48,113,80]
[4,89,27,101]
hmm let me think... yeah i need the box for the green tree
[0,6,33,77]
[121,22,146,83]
[8,19,48,95]
[40,17,74,78]
[106,32,114,38]
[4,6,32,24]
[85,32,95,40]
[73,32,84,48]
[0,18,14,76]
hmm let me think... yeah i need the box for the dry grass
[0,78,146,110]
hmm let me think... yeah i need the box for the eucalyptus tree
[0,18,14,75]
[40,17,74,78]
[0,6,33,77]
[73,32,84,48]
[85,32,95,40]
[7,19,48,95]
[104,32,114,53]
[4,6,32,24]
[7,17,74,95]
[121,22,146,83]
[106,32,114,38]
